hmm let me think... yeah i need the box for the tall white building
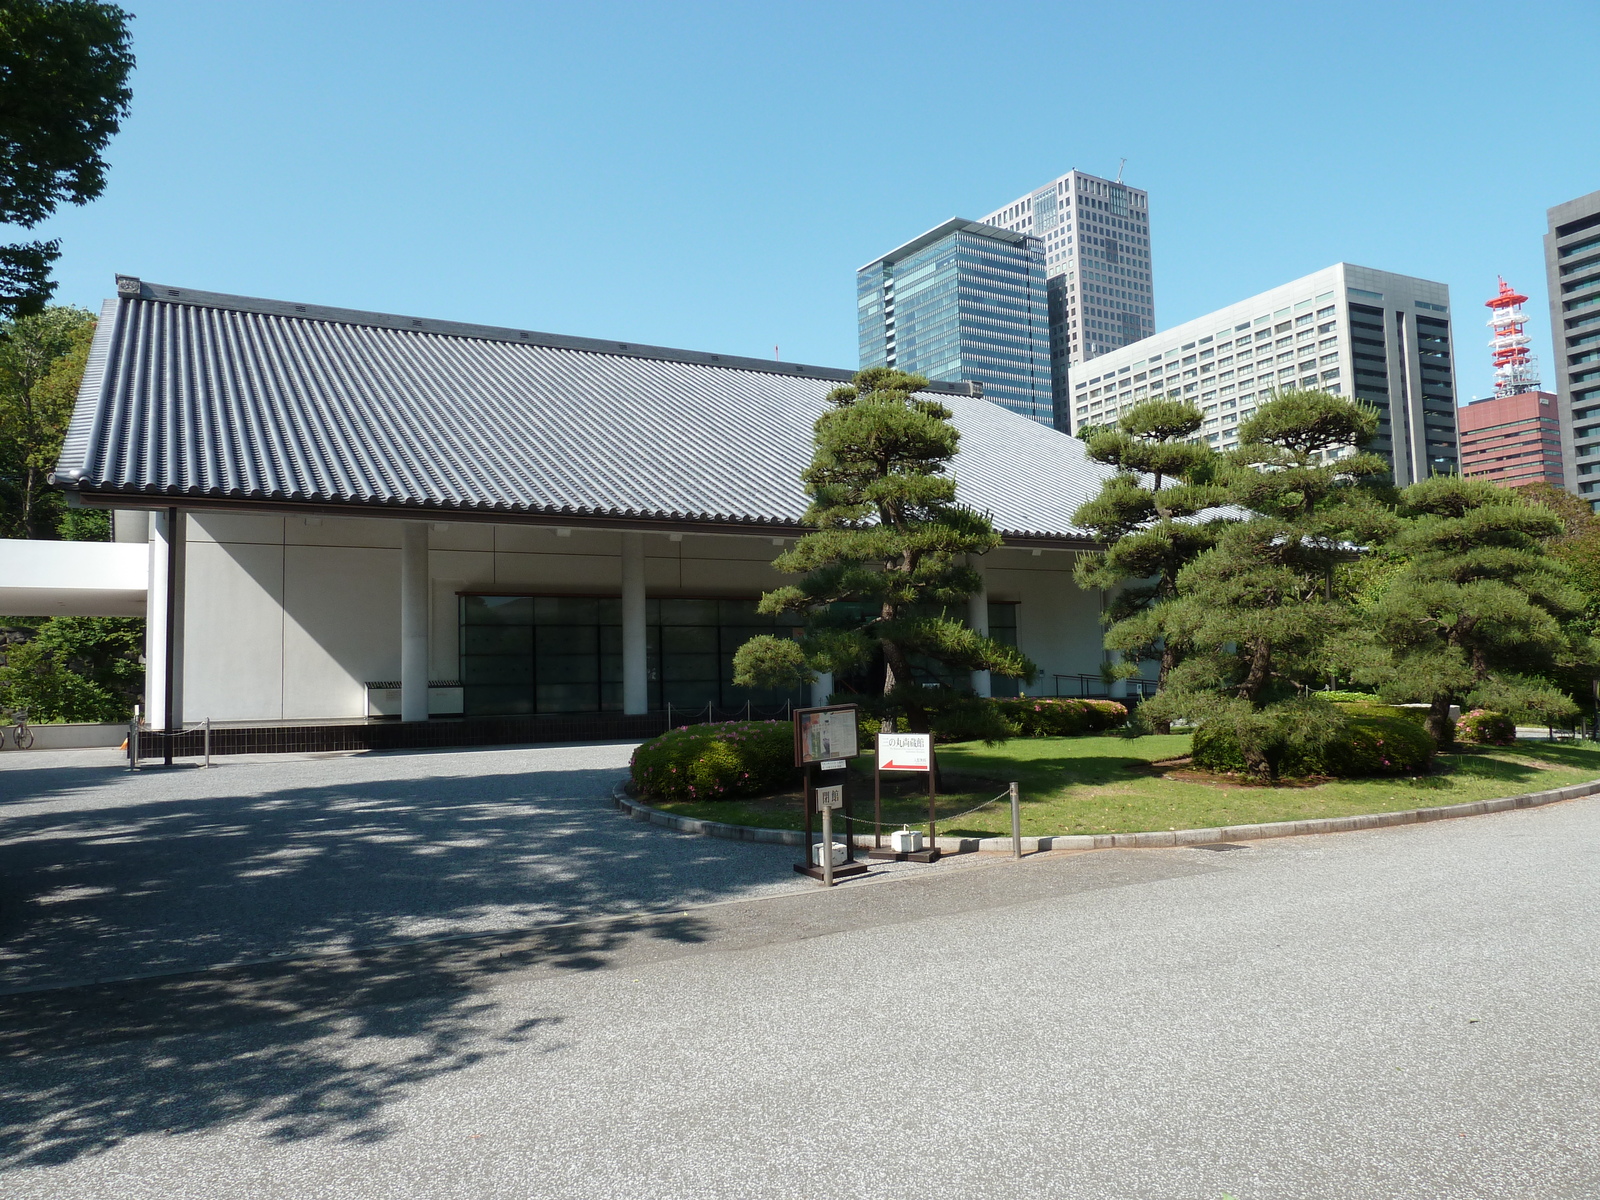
[981,170,1154,427]
[1064,263,1460,487]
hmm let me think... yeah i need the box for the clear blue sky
[35,0,1600,404]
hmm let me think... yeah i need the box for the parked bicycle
[2,709,33,750]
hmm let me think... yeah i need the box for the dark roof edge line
[109,275,980,394]
[69,491,1098,549]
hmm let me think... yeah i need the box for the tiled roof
[56,278,1113,544]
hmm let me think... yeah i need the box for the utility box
[810,841,848,867]
[890,828,924,853]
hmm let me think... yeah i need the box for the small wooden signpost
[792,704,867,885]
[866,731,941,863]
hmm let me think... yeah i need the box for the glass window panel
[464,595,533,626]
[538,625,598,655]
[466,685,534,715]
[464,625,532,655]
[662,625,718,654]
[463,654,530,685]
[538,683,600,713]
[659,598,718,626]
[537,655,600,684]
[535,596,599,623]
[663,652,719,681]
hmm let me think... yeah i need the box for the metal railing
[665,699,794,729]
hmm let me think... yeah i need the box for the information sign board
[878,731,932,772]
[794,705,859,765]
[816,785,843,810]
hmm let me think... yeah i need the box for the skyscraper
[1059,263,1459,487]
[857,218,1053,426]
[980,170,1154,422]
[1543,188,1600,503]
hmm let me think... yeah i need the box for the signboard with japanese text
[794,704,859,765]
[816,785,843,810]
[877,731,932,772]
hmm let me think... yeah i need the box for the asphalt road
[2,743,1598,1198]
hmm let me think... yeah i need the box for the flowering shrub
[1456,709,1516,746]
[630,720,795,802]
[1192,704,1433,777]
[992,697,1127,737]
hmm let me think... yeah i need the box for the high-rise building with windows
[1059,263,1459,487]
[980,170,1154,423]
[1544,188,1600,503]
[857,218,1053,426]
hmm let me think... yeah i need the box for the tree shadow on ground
[0,747,767,1171]
[0,911,711,1169]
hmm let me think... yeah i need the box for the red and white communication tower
[1485,277,1541,398]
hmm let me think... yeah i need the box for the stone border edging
[612,776,1600,852]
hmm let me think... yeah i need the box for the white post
[810,672,834,708]
[968,555,991,698]
[145,508,186,731]
[621,532,648,715]
[401,522,430,722]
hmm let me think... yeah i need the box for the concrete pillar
[401,522,430,722]
[810,672,834,708]
[968,555,991,698]
[145,508,186,731]
[114,510,149,544]
[621,532,648,715]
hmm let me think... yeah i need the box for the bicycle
[3,709,33,750]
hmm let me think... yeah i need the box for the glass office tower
[857,218,1053,426]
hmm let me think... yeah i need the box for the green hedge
[631,720,794,801]
[1192,703,1434,778]
[1457,709,1515,746]
[993,697,1128,737]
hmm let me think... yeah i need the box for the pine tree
[1351,476,1591,742]
[1071,398,1225,731]
[732,367,1034,735]
[1143,389,1394,776]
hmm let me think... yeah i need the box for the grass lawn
[649,734,1600,838]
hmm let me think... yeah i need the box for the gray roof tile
[56,280,1113,544]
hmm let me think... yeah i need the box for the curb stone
[612,776,1600,853]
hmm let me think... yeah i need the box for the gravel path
[2,744,1597,1198]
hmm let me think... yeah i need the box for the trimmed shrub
[1457,709,1516,746]
[993,697,1128,737]
[1316,690,1380,704]
[1192,704,1434,778]
[631,720,794,802]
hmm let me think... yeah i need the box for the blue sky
[34,0,1600,403]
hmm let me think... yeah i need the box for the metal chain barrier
[833,788,1013,830]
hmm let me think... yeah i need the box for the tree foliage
[1071,398,1225,729]
[0,305,96,537]
[0,0,134,316]
[0,615,142,722]
[1349,476,1589,741]
[1137,389,1395,776]
[731,367,1034,737]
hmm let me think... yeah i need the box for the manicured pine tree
[1350,475,1592,743]
[1143,389,1395,776]
[1071,398,1226,732]
[732,367,1034,736]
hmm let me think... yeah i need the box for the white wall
[179,514,1105,722]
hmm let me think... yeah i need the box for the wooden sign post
[867,731,941,863]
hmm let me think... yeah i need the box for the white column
[621,532,648,715]
[145,508,186,730]
[968,555,991,698]
[401,522,430,722]
[810,672,834,708]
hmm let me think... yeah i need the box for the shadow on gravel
[0,911,711,1169]
[0,761,785,992]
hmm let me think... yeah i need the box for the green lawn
[649,734,1600,838]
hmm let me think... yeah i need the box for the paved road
[2,744,1598,1198]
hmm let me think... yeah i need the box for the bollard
[130,707,141,771]
[821,802,834,887]
[1009,781,1022,860]
[203,716,212,768]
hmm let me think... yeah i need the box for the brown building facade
[1457,390,1563,488]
